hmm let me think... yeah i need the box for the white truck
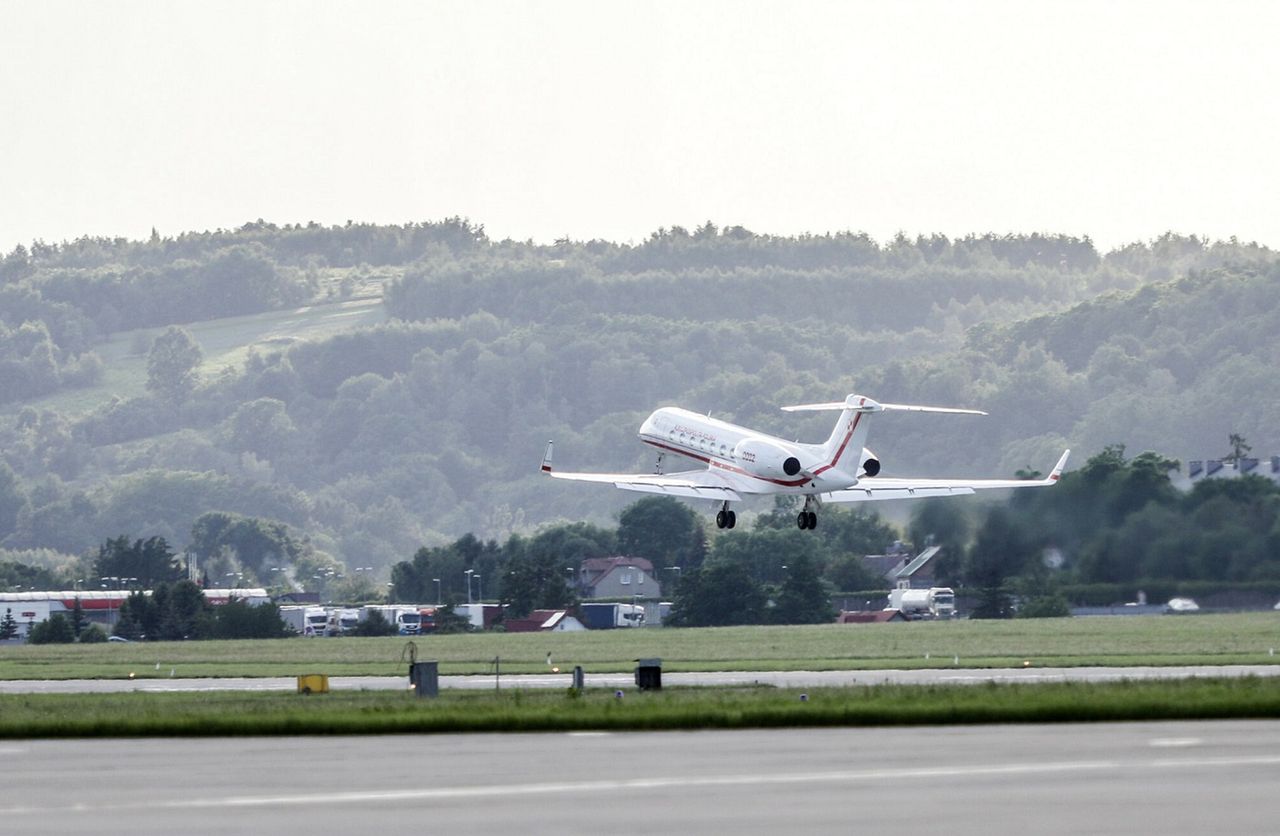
[886,587,956,619]
[581,602,647,629]
[327,608,361,636]
[359,605,421,635]
[280,605,331,636]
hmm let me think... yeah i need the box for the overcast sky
[3,0,1278,253]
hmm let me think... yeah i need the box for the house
[836,610,907,624]
[577,556,662,600]
[862,545,943,589]
[503,609,587,633]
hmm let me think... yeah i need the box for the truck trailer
[580,602,647,629]
[359,605,421,635]
[886,587,956,619]
[280,605,330,636]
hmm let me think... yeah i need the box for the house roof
[893,545,942,580]
[504,609,568,633]
[580,556,654,575]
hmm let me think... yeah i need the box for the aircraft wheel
[726,511,737,529]
[806,511,818,530]
[797,512,809,530]
[716,510,727,529]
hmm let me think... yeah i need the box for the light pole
[475,574,482,603]
[465,569,474,604]
[433,578,441,605]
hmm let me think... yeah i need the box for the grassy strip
[3,613,1279,680]
[1,678,1279,738]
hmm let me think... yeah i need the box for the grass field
[3,613,1278,680]
[5,293,388,417]
[2,677,1279,738]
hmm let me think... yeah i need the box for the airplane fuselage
[637,407,865,496]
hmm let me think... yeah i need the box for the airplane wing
[823,450,1070,503]
[540,442,743,500]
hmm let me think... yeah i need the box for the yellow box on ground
[297,674,329,694]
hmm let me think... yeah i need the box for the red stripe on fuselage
[640,439,812,488]
[641,406,864,490]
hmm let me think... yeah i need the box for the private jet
[541,393,1068,530]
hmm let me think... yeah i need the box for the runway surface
[2,720,1278,834]
[2,663,1278,694]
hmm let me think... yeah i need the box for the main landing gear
[715,501,737,529]
[796,497,819,530]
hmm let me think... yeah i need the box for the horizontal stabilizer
[782,394,985,415]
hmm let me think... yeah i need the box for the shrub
[28,614,76,644]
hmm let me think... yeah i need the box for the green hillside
[2,222,1276,589]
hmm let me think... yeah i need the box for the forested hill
[1,221,1276,582]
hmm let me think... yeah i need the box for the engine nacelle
[734,438,803,480]
[859,448,881,478]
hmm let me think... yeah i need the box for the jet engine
[859,448,881,478]
[733,439,803,480]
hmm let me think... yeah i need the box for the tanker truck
[886,587,955,619]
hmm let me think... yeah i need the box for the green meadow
[2,677,1279,738]
[3,613,1278,680]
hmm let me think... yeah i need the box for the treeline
[7,446,1279,632]
[389,496,896,621]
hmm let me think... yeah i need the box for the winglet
[541,441,554,474]
[1047,449,1070,483]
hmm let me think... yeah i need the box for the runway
[2,720,1278,834]
[1,663,1278,694]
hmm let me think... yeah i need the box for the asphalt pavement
[2,720,1278,834]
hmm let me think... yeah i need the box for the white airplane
[541,393,1069,531]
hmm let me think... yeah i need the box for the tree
[146,326,203,402]
[70,597,86,638]
[113,581,209,640]
[0,460,26,541]
[199,600,290,639]
[189,512,303,579]
[430,602,471,634]
[79,624,108,642]
[28,613,75,644]
[965,507,1029,619]
[667,561,766,627]
[113,592,151,640]
[94,536,184,588]
[769,553,834,624]
[616,497,702,573]
[908,499,971,582]
[0,607,17,640]
[1224,433,1252,464]
[352,609,397,636]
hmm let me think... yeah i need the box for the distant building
[503,609,586,633]
[577,556,662,600]
[862,545,944,589]
[0,588,269,639]
[1177,456,1280,489]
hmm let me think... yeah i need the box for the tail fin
[782,395,986,475]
